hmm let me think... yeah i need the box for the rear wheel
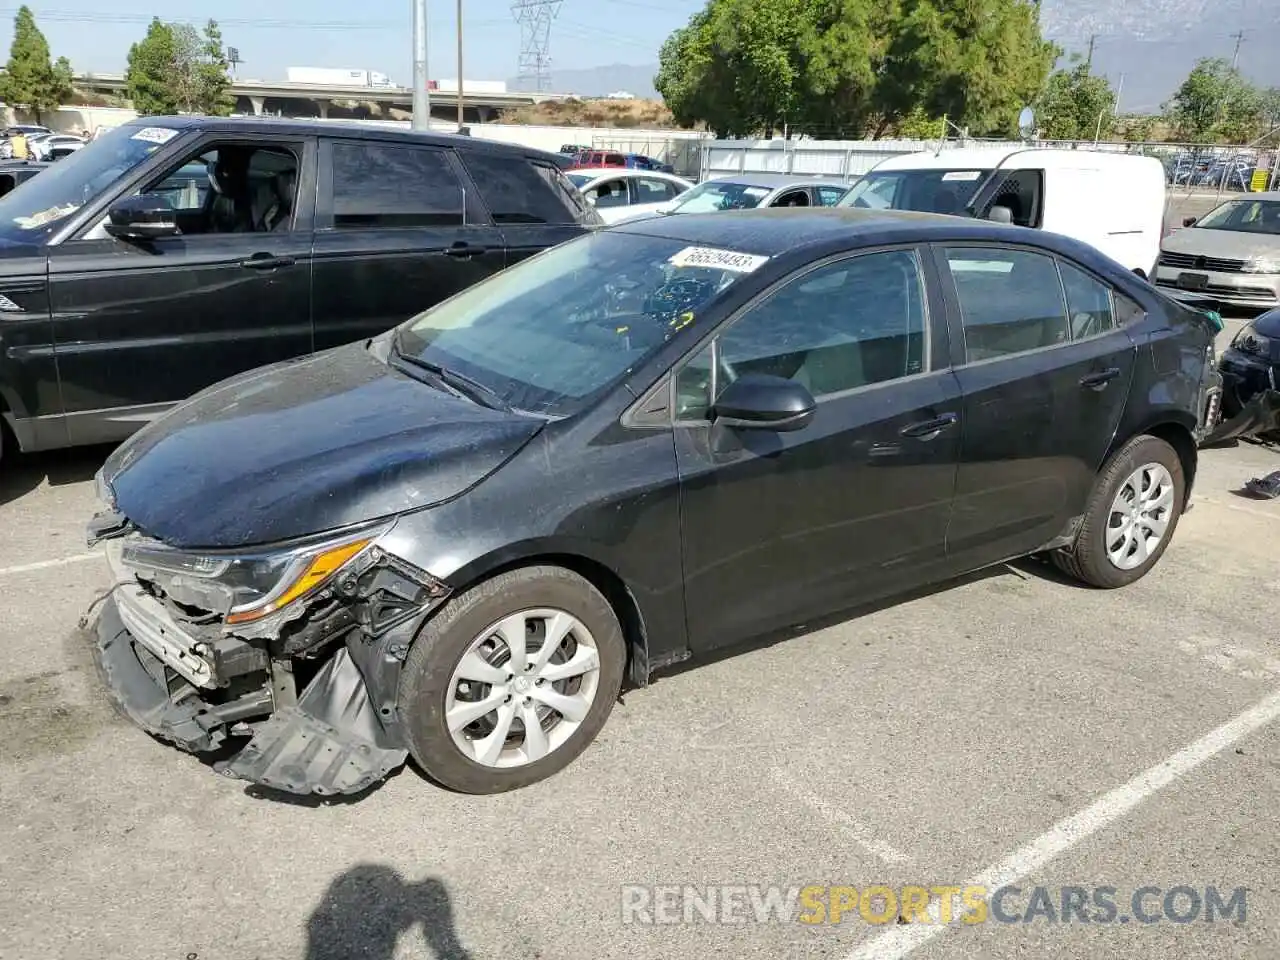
[397,565,625,794]
[1053,435,1185,588]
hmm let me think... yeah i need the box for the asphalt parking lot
[1,320,1277,960]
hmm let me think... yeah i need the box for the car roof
[568,168,688,181]
[610,207,1118,264]
[873,147,1164,173]
[701,172,846,189]
[122,115,564,164]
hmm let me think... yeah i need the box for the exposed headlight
[1231,323,1273,358]
[1243,258,1280,274]
[119,522,391,626]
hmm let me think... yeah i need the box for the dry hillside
[497,98,681,129]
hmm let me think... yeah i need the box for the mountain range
[510,0,1278,114]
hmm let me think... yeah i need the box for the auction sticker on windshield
[941,171,983,181]
[130,126,178,145]
[668,246,770,273]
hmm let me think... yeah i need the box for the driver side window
[674,248,929,420]
[135,141,300,235]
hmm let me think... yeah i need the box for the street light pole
[412,0,430,130]
[456,0,464,131]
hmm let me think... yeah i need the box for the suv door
[311,138,505,351]
[937,243,1137,567]
[47,133,316,446]
[671,246,961,652]
[455,149,598,265]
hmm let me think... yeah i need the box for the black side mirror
[1182,216,1197,227]
[712,373,816,432]
[104,194,179,241]
[986,205,1014,225]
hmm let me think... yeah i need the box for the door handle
[442,242,489,259]
[899,412,958,439]
[239,254,295,270]
[1079,367,1121,390]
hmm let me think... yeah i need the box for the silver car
[652,172,851,216]
[1155,192,1280,309]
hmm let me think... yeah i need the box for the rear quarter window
[460,150,595,225]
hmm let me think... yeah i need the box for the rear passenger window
[460,151,587,224]
[331,142,463,228]
[1058,260,1115,339]
[947,248,1069,362]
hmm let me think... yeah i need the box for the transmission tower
[511,0,562,92]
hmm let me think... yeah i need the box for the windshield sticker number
[941,171,982,181]
[130,126,178,145]
[668,246,770,273]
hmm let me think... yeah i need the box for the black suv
[0,116,599,462]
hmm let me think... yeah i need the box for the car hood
[1163,227,1280,260]
[99,342,544,550]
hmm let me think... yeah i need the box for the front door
[47,134,315,446]
[938,243,1137,566]
[673,247,962,653]
[311,139,506,352]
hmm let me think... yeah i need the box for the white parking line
[842,686,1280,960]
[769,767,911,865]
[0,552,100,577]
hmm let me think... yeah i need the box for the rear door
[455,149,597,266]
[47,132,316,446]
[628,175,684,217]
[311,138,505,351]
[937,243,1137,568]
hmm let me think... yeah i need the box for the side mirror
[104,194,179,241]
[1182,216,1197,228]
[986,205,1014,225]
[712,373,816,432]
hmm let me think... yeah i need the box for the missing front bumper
[92,592,411,796]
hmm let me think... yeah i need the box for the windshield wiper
[391,338,513,413]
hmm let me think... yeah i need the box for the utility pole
[1085,34,1096,69]
[1230,30,1245,70]
[412,0,431,130]
[1115,72,1125,115]
[456,0,465,131]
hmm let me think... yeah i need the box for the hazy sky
[0,0,704,83]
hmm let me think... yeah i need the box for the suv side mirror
[712,373,816,432]
[986,205,1014,225]
[104,194,179,241]
[1182,216,1197,227]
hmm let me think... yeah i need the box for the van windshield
[839,169,993,216]
[0,122,182,243]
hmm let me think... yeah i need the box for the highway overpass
[73,73,568,123]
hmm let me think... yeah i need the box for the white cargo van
[838,147,1167,278]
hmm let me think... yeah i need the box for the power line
[0,8,509,31]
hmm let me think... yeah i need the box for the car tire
[1053,434,1185,589]
[397,564,626,794]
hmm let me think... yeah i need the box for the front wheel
[397,565,626,794]
[1053,434,1185,588]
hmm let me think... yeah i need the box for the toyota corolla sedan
[86,209,1223,798]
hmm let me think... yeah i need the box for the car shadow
[653,556,1085,681]
[0,443,115,506]
[305,865,474,960]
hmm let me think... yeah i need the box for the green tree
[1034,57,1117,141]
[124,17,234,116]
[0,6,74,121]
[1163,57,1262,144]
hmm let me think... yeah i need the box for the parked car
[569,149,626,169]
[86,208,1223,798]
[1218,307,1279,417]
[649,173,851,217]
[838,148,1168,278]
[0,124,53,158]
[566,168,694,223]
[1153,193,1280,311]
[0,159,50,198]
[0,115,600,464]
[29,133,86,161]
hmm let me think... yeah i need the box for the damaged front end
[86,506,451,797]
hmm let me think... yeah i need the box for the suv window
[459,151,587,224]
[332,141,463,228]
[1058,260,1115,339]
[675,249,928,419]
[137,142,299,234]
[946,247,1069,361]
